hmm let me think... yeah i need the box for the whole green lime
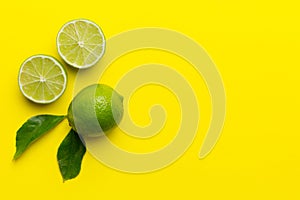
[67,84,124,137]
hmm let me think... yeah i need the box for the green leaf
[14,115,65,160]
[57,129,86,182]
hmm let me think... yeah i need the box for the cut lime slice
[56,19,106,69]
[18,55,67,104]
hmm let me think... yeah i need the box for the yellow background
[1,0,300,199]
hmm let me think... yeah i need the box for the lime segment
[56,19,106,69]
[18,55,67,104]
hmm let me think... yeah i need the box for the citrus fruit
[67,84,124,137]
[18,55,67,104]
[56,19,106,69]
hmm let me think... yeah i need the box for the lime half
[18,55,67,104]
[56,19,106,69]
